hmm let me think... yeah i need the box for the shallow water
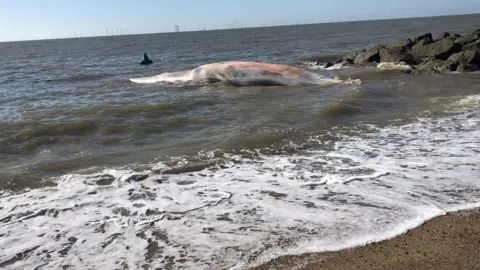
[1,14,480,270]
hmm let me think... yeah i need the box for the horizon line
[1,12,479,43]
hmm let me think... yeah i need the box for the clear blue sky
[0,0,478,41]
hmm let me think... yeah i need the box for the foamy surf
[129,61,346,87]
[376,62,413,71]
[303,60,414,74]
[451,94,480,108]
[302,61,345,70]
[1,100,480,269]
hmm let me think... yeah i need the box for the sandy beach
[252,208,480,270]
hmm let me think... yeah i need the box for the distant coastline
[2,12,479,43]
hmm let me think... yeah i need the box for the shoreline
[251,208,480,270]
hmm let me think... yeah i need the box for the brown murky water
[1,14,479,189]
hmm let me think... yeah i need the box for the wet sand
[252,208,480,270]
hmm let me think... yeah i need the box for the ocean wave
[45,73,109,83]
[318,102,362,117]
[0,115,221,155]
[1,106,479,269]
[24,102,201,119]
[450,94,480,109]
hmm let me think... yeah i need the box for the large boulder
[455,34,479,46]
[411,38,461,60]
[437,32,450,40]
[463,40,480,52]
[444,36,459,42]
[378,39,416,64]
[379,48,417,64]
[447,50,480,66]
[456,64,479,72]
[415,38,435,47]
[417,59,458,73]
[456,63,479,72]
[339,51,360,64]
[354,44,383,64]
[385,39,413,50]
[436,32,459,43]
[412,33,434,45]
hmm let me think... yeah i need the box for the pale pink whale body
[129,61,344,86]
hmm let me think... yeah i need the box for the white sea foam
[1,99,480,269]
[451,94,480,108]
[304,60,412,72]
[302,61,345,70]
[376,62,412,71]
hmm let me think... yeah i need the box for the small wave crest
[376,62,413,71]
[319,102,361,117]
[451,94,480,109]
[302,61,345,70]
[46,73,108,83]
[0,99,220,156]
[339,77,362,85]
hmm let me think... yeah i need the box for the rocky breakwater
[323,29,480,73]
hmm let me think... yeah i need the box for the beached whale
[129,61,345,86]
